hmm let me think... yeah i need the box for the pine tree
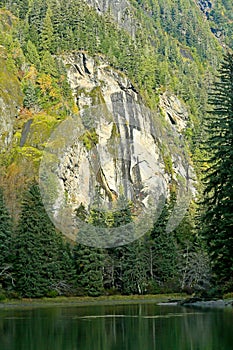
[201,52,233,287]
[0,189,13,289]
[13,184,75,297]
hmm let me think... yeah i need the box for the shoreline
[179,298,233,309]
[0,294,185,309]
[1,294,233,310]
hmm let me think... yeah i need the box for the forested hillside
[0,0,232,299]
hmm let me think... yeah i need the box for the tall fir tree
[120,238,148,295]
[0,189,13,289]
[74,197,105,296]
[25,40,40,69]
[13,184,75,297]
[147,201,179,292]
[39,6,54,52]
[74,243,104,296]
[201,52,233,288]
[104,196,145,294]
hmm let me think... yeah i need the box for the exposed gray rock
[64,53,194,202]
[159,91,189,132]
[0,86,22,150]
[0,48,23,151]
[40,52,196,245]
[181,298,233,308]
[84,0,136,37]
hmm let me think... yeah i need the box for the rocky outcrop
[41,53,195,232]
[0,49,22,151]
[159,92,189,132]
[180,298,233,308]
[84,0,136,37]
[197,0,212,17]
[195,1,224,40]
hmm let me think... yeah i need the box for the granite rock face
[159,91,189,132]
[84,0,136,37]
[0,51,22,151]
[43,53,195,223]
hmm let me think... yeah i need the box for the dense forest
[0,0,232,299]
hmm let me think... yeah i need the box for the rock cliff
[85,0,136,36]
[40,52,195,244]
[0,48,22,151]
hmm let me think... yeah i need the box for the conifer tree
[40,6,54,52]
[105,195,146,294]
[40,50,58,77]
[25,40,40,69]
[147,201,179,292]
[13,184,75,297]
[74,243,104,296]
[121,238,148,295]
[74,194,105,296]
[0,189,13,289]
[201,52,233,287]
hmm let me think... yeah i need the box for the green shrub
[46,290,59,298]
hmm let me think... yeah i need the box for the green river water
[0,303,232,350]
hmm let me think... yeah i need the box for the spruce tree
[74,200,105,296]
[39,6,54,52]
[148,201,179,292]
[13,184,75,297]
[201,52,233,287]
[25,40,40,69]
[105,195,146,294]
[40,50,58,77]
[121,239,148,295]
[74,243,104,296]
[0,189,13,289]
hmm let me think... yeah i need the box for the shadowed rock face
[0,53,23,150]
[84,0,136,37]
[50,52,195,216]
[159,91,189,132]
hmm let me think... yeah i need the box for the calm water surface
[0,303,233,350]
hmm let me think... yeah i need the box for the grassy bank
[0,294,186,309]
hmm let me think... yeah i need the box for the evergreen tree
[0,189,13,289]
[39,6,54,52]
[13,184,75,297]
[201,52,233,287]
[121,238,148,295]
[104,196,143,294]
[40,50,58,77]
[74,243,104,296]
[74,196,105,296]
[23,82,38,109]
[25,40,40,70]
[147,201,179,292]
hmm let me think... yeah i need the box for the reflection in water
[0,304,233,350]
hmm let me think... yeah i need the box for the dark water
[0,303,233,350]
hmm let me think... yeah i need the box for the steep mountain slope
[0,0,227,219]
[195,0,233,47]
